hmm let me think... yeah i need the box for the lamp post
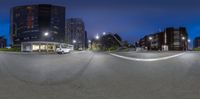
[187,39,191,51]
[95,34,99,40]
[42,32,49,52]
[94,34,100,50]
[182,36,186,51]
[88,40,91,43]
[44,32,49,43]
[73,40,77,50]
[103,32,106,35]
[88,40,91,50]
[149,36,153,51]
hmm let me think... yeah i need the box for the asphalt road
[0,51,200,99]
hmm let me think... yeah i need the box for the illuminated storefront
[21,41,59,52]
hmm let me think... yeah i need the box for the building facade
[194,37,200,48]
[10,4,65,48]
[139,32,164,50]
[0,36,7,48]
[139,27,188,51]
[65,18,87,50]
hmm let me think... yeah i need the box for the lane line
[110,52,185,62]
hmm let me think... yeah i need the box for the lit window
[40,45,46,50]
[16,13,20,17]
[53,26,59,29]
[27,6,32,10]
[32,45,40,51]
[54,31,58,34]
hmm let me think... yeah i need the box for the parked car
[56,43,73,54]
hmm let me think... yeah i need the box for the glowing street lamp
[148,36,153,50]
[149,36,153,40]
[103,32,106,35]
[188,39,191,43]
[95,35,99,40]
[73,40,77,44]
[187,39,191,51]
[88,40,91,43]
[44,32,49,36]
[182,37,186,40]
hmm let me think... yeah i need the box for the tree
[123,41,129,48]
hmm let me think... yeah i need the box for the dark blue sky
[1,0,200,46]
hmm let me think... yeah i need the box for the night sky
[1,0,200,46]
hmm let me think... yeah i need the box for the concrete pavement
[0,51,200,99]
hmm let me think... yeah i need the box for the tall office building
[139,27,188,51]
[165,27,188,50]
[65,18,87,50]
[194,37,200,48]
[10,4,65,47]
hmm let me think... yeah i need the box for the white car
[56,44,71,54]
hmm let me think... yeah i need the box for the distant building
[194,37,200,48]
[0,36,7,48]
[139,27,188,51]
[65,18,87,50]
[139,32,164,50]
[10,4,65,52]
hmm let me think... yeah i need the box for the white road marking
[72,51,87,54]
[110,52,185,62]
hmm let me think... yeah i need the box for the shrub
[193,48,200,51]
[0,47,21,52]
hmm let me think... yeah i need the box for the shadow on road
[0,52,94,85]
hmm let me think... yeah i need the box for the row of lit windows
[14,36,38,41]
[53,26,59,29]
[15,13,38,19]
[24,36,38,40]
[22,30,39,33]
[173,42,180,46]
[15,25,39,29]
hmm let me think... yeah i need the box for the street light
[187,39,191,51]
[182,37,185,40]
[95,35,99,40]
[44,32,49,36]
[188,39,191,43]
[72,40,77,50]
[149,36,153,40]
[103,32,106,35]
[181,37,186,51]
[88,40,91,43]
[149,36,153,51]
[73,40,77,44]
